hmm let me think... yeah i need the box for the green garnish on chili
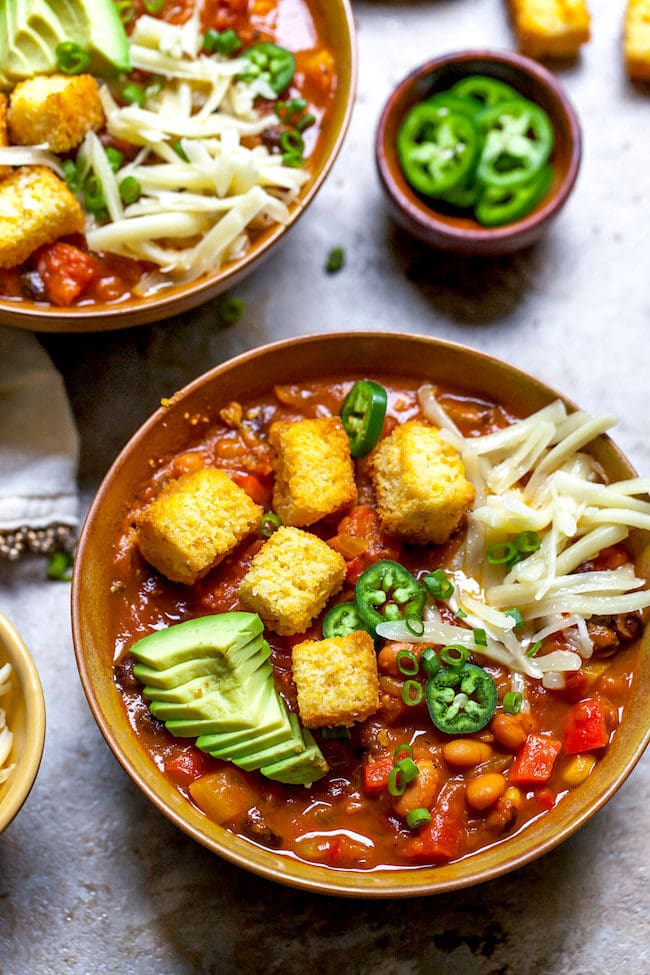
[420,647,440,677]
[56,42,90,75]
[203,28,242,56]
[406,807,432,829]
[355,560,426,638]
[402,680,424,706]
[322,602,367,640]
[396,648,419,676]
[503,691,523,715]
[340,380,387,458]
[423,568,454,600]
[440,644,470,668]
[259,511,281,538]
[426,663,498,734]
[239,42,295,95]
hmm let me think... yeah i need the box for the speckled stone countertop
[1,1,650,972]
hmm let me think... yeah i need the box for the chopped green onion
[296,112,316,132]
[405,615,425,637]
[440,645,470,668]
[214,29,242,55]
[393,743,413,763]
[119,176,141,205]
[275,97,307,122]
[280,129,304,155]
[395,756,419,783]
[56,41,90,75]
[321,726,351,740]
[282,152,304,168]
[505,608,525,629]
[486,541,519,565]
[473,628,487,647]
[423,568,454,600]
[517,530,541,553]
[420,647,440,677]
[325,246,345,273]
[202,28,220,51]
[62,159,82,193]
[503,691,523,715]
[217,294,245,324]
[387,767,406,796]
[144,0,164,11]
[526,640,542,658]
[84,174,107,216]
[172,139,189,161]
[122,82,146,107]
[259,511,281,537]
[396,649,419,676]
[105,147,124,172]
[47,550,74,582]
[114,0,136,24]
[456,608,467,620]
[405,807,431,829]
[402,680,423,706]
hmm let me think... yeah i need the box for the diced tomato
[563,698,609,755]
[535,787,558,810]
[164,749,210,787]
[231,472,271,507]
[402,782,466,863]
[510,734,562,786]
[35,241,97,306]
[362,754,393,795]
[329,505,401,583]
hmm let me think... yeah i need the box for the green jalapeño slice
[425,663,498,734]
[475,97,554,190]
[397,103,480,197]
[355,560,426,639]
[340,379,387,458]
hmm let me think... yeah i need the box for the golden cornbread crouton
[239,526,346,636]
[9,73,104,153]
[0,165,85,269]
[625,0,650,81]
[0,95,9,182]
[136,467,261,585]
[292,631,379,728]
[269,416,357,527]
[509,0,591,58]
[370,421,475,545]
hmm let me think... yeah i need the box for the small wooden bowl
[0,0,357,334]
[71,332,650,897]
[375,50,582,256]
[0,613,46,833]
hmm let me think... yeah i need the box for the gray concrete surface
[1,0,649,972]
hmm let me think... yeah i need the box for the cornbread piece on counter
[508,0,591,58]
[8,73,104,153]
[0,95,9,182]
[0,165,85,269]
[625,0,650,81]
[292,631,379,728]
[136,467,261,585]
[370,420,475,545]
[269,416,357,526]
[239,526,346,636]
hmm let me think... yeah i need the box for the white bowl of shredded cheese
[0,612,45,834]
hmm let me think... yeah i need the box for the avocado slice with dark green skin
[260,731,329,785]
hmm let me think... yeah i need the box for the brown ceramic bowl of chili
[71,331,650,896]
[0,0,356,333]
[375,50,582,256]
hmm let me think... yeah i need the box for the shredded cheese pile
[0,662,15,787]
[377,388,650,688]
[80,13,309,290]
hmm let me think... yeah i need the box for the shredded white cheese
[0,662,15,787]
[377,392,650,684]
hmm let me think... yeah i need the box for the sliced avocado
[260,731,329,785]
[133,635,270,689]
[11,0,67,78]
[196,692,292,757]
[142,650,273,705]
[233,713,307,772]
[130,613,264,671]
[165,679,276,738]
[149,660,273,723]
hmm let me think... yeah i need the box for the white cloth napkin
[0,327,79,558]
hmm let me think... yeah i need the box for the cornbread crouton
[239,526,346,636]
[136,467,261,585]
[0,165,84,269]
[9,73,104,153]
[370,421,475,545]
[508,0,591,58]
[269,417,357,526]
[625,0,650,81]
[0,95,9,182]
[292,631,379,728]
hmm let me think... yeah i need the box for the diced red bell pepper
[535,787,558,810]
[231,472,271,507]
[563,698,609,755]
[402,782,466,863]
[362,754,393,795]
[164,749,209,787]
[510,733,562,786]
[35,241,97,306]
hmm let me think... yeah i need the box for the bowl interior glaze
[0,0,357,334]
[0,613,46,834]
[72,332,650,896]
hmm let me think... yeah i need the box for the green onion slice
[56,41,90,74]
[396,649,419,676]
[440,644,470,668]
[325,246,345,273]
[119,176,141,205]
[393,743,413,763]
[402,680,423,706]
[420,647,440,677]
[526,640,542,658]
[387,767,406,796]
[486,541,518,565]
[405,807,431,829]
[423,568,454,600]
[47,550,74,581]
[259,511,281,537]
[144,0,164,11]
[505,608,525,629]
[405,615,425,637]
[122,83,146,107]
[517,530,541,553]
[217,294,245,324]
[105,147,124,172]
[503,691,523,714]
[114,0,136,24]
[394,756,419,783]
[473,627,487,647]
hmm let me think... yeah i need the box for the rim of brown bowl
[0,0,357,334]
[72,331,650,897]
[375,49,582,257]
[0,612,46,834]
